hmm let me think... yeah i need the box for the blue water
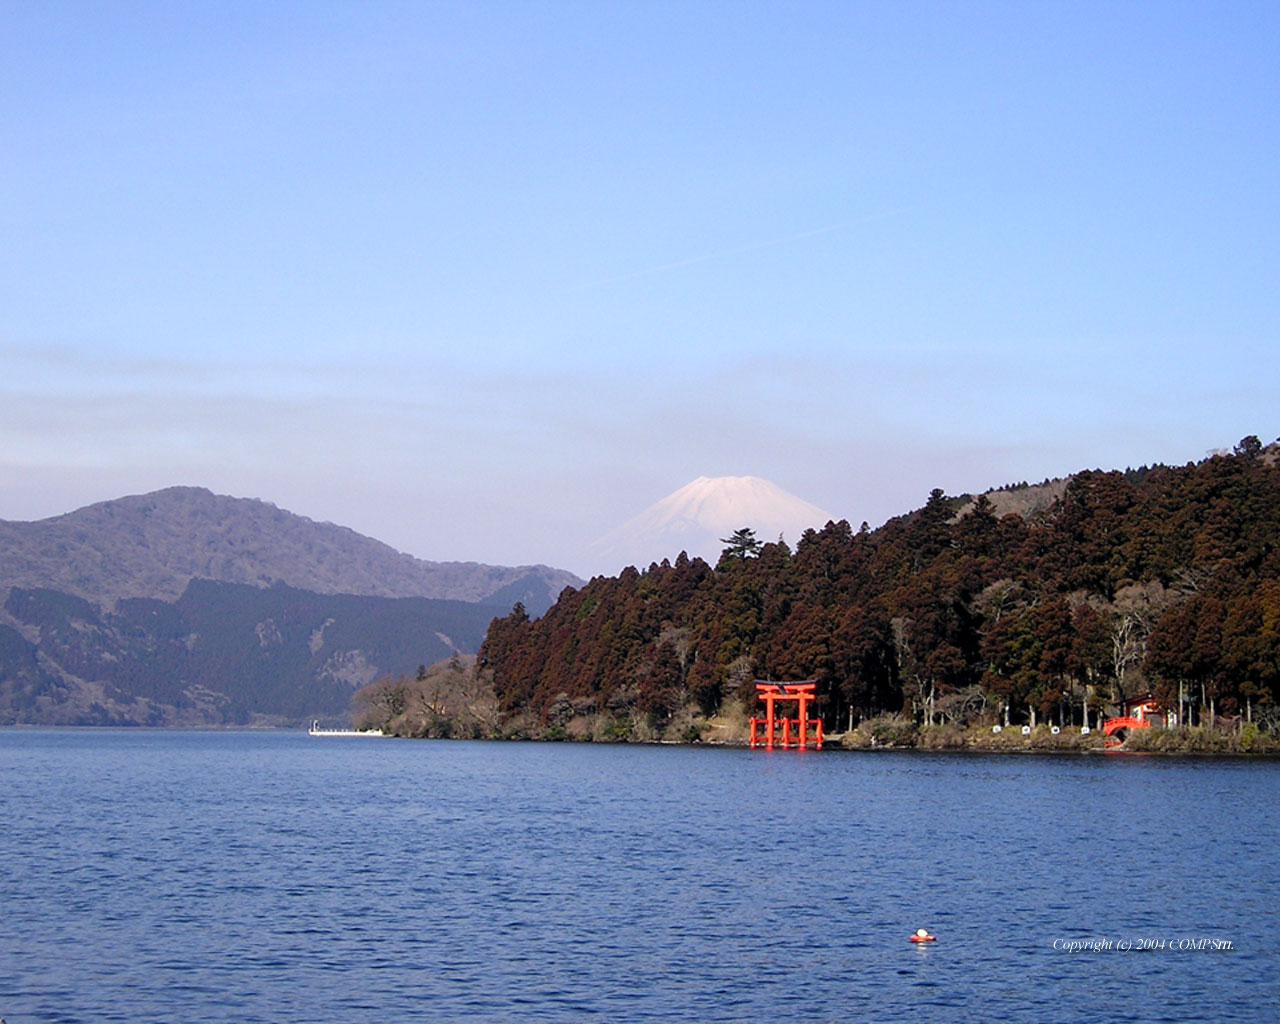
[1,732,1277,1023]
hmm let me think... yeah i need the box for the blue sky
[3,1,1277,578]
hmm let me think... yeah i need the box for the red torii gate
[749,681,823,750]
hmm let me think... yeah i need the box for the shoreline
[356,686,1280,755]
[5,722,1278,757]
[369,719,1280,757]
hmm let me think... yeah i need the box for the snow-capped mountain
[584,476,834,576]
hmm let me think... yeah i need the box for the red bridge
[1102,715,1150,736]
[1102,694,1161,744]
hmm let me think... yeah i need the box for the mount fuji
[584,476,834,576]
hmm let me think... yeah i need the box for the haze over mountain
[0,486,581,611]
[585,476,834,575]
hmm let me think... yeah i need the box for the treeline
[479,439,1280,736]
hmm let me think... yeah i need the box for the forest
[468,439,1280,746]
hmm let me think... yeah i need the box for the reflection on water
[1,731,1277,1023]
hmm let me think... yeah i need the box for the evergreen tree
[720,527,764,561]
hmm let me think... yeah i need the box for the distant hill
[585,476,833,574]
[0,579,497,726]
[0,486,580,611]
[0,486,583,726]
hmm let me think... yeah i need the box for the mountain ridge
[0,485,581,610]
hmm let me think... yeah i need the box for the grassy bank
[832,715,1280,755]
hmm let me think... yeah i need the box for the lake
[1,730,1276,1023]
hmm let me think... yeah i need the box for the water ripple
[1,733,1276,1022]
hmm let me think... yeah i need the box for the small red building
[1122,693,1162,723]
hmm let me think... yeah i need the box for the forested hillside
[479,440,1280,738]
[0,580,496,726]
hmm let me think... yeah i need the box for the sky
[3,1,1278,579]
